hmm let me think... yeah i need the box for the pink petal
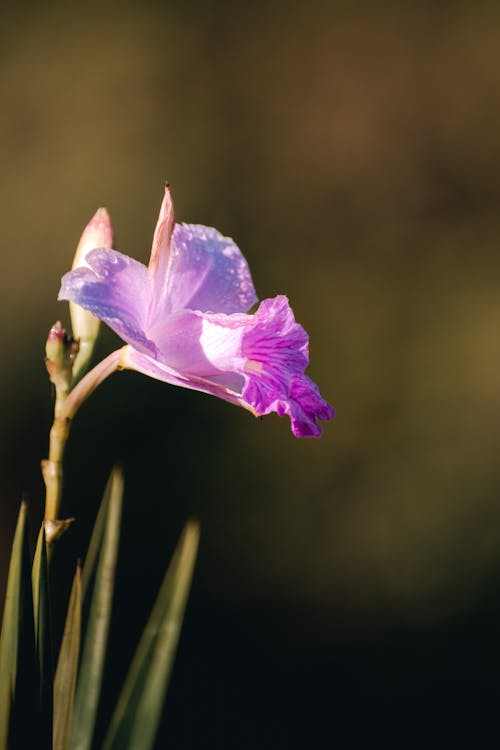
[146,308,248,391]
[149,223,257,320]
[139,295,334,437]
[148,183,175,286]
[121,345,254,413]
[240,296,335,437]
[59,248,156,356]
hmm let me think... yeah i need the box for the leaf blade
[102,520,200,750]
[0,672,12,749]
[68,467,123,750]
[32,525,53,749]
[53,564,82,750]
[0,502,37,748]
[0,503,28,695]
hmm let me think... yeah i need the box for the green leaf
[0,502,37,748]
[68,467,123,750]
[102,520,200,750]
[32,525,53,749]
[53,564,81,750]
[0,504,28,695]
[80,469,114,603]
[0,675,12,749]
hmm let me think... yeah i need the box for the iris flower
[59,186,334,437]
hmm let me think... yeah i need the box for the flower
[59,185,334,437]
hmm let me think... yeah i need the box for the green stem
[42,347,126,533]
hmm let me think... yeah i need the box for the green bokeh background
[1,1,500,745]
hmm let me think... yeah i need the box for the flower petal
[59,248,156,356]
[278,374,335,437]
[150,223,257,319]
[148,183,175,283]
[240,296,335,437]
[138,294,334,437]
[121,345,255,413]
[147,308,248,391]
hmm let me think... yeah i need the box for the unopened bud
[45,321,78,392]
[70,207,113,380]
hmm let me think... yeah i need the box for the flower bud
[45,321,79,392]
[70,207,113,380]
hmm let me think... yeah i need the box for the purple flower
[59,186,334,437]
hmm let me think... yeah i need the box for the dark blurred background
[2,0,500,746]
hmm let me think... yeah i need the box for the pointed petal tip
[93,206,111,223]
[160,182,172,204]
[161,181,173,207]
[148,182,175,276]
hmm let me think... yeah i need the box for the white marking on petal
[199,318,246,372]
[244,359,264,375]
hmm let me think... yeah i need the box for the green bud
[45,321,78,392]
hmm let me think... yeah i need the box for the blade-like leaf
[0,677,12,749]
[80,470,114,603]
[102,520,200,750]
[69,467,123,750]
[32,525,53,749]
[53,564,81,750]
[0,502,37,748]
[0,504,28,694]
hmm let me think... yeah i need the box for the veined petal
[240,296,335,437]
[149,223,257,319]
[141,295,333,437]
[249,372,335,437]
[286,373,335,436]
[59,248,156,356]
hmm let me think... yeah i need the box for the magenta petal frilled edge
[59,185,334,437]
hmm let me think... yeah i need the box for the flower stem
[42,347,126,534]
